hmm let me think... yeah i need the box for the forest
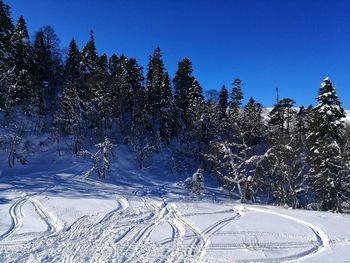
[0,0,349,213]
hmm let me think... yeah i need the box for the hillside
[0,147,350,262]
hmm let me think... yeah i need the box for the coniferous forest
[0,0,349,212]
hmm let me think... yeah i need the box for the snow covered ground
[0,147,350,262]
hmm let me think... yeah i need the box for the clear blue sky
[7,0,350,108]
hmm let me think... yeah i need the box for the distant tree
[218,85,228,114]
[230,78,243,115]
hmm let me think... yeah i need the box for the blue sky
[7,0,350,108]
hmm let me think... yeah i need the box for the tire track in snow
[234,206,330,262]
[0,196,27,241]
[29,197,64,233]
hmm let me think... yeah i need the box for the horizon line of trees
[0,0,349,212]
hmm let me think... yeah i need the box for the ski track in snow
[0,172,342,262]
[232,206,330,262]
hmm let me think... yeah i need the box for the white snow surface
[0,147,350,262]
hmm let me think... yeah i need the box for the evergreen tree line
[0,1,349,212]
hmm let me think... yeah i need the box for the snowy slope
[0,148,350,262]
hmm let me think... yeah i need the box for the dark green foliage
[218,85,228,113]
[230,78,243,112]
[65,39,80,80]
[0,0,14,63]
[11,16,33,73]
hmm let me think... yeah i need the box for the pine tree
[11,16,33,73]
[307,77,346,212]
[80,30,98,75]
[0,0,14,63]
[65,38,80,80]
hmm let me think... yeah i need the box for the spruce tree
[218,85,228,114]
[97,53,108,73]
[65,38,80,80]
[241,97,265,146]
[307,77,346,212]
[145,47,170,119]
[174,58,193,114]
[11,16,33,73]
[230,78,243,113]
[159,73,177,143]
[80,30,98,75]
[0,0,14,63]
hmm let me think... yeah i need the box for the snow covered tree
[255,139,307,208]
[241,97,265,146]
[11,16,33,73]
[86,72,113,138]
[80,30,98,75]
[32,26,62,113]
[206,134,257,203]
[307,77,346,212]
[0,0,14,63]
[94,137,114,179]
[230,78,243,116]
[191,168,204,194]
[57,81,84,154]
[5,69,40,116]
[97,53,108,73]
[144,48,177,142]
[174,58,202,127]
[0,66,15,113]
[269,98,296,142]
[159,73,177,144]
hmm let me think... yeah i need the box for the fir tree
[230,78,243,113]
[218,85,228,114]
[0,0,14,63]
[174,58,193,114]
[65,38,80,80]
[80,30,98,75]
[11,16,33,73]
[145,47,170,120]
[307,77,346,212]
[241,97,265,146]
[159,73,177,143]
[97,53,108,73]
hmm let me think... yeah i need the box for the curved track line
[244,206,329,262]
[0,196,27,241]
[29,197,64,233]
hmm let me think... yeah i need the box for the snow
[0,147,350,262]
